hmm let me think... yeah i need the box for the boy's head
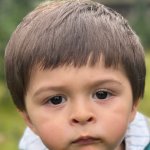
[5,0,146,149]
[5,0,146,112]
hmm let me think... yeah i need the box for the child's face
[23,59,138,150]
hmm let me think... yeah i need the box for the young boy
[4,0,150,150]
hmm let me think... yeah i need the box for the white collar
[125,112,150,150]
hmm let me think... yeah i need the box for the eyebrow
[33,85,68,98]
[33,79,123,97]
[90,79,123,87]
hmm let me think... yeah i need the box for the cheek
[107,117,128,137]
[37,121,69,149]
[102,103,133,144]
[32,113,71,150]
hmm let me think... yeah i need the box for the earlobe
[19,110,38,134]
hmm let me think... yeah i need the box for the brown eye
[47,96,66,105]
[96,91,108,99]
[93,90,112,100]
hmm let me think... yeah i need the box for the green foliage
[139,52,150,115]
[0,81,25,150]
[129,0,150,49]
[0,0,42,80]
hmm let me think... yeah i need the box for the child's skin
[21,57,138,150]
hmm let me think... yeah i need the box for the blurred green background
[0,0,150,149]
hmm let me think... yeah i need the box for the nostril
[87,117,93,122]
[72,119,79,124]
[72,116,94,125]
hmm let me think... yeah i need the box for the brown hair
[5,0,146,111]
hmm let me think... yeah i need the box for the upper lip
[72,136,100,145]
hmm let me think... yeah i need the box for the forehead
[29,58,128,87]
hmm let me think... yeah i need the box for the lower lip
[73,138,99,145]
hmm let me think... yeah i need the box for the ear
[19,110,38,135]
[129,99,140,123]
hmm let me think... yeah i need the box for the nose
[70,102,96,126]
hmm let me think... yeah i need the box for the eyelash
[44,89,114,106]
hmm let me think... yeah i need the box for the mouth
[72,136,100,145]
